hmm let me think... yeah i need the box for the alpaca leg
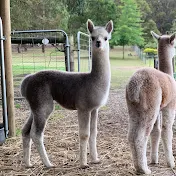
[22,113,33,167]
[78,110,91,168]
[30,100,54,168]
[30,115,53,167]
[89,109,100,164]
[128,119,151,174]
[161,108,175,168]
[150,113,161,164]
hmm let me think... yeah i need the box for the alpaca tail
[126,76,143,103]
[20,74,32,97]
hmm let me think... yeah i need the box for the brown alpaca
[20,20,113,168]
[126,32,176,174]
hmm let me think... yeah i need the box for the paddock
[0,48,176,175]
[1,1,176,175]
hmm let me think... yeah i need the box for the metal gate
[11,29,70,98]
[0,17,8,139]
[77,31,91,72]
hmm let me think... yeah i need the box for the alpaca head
[87,19,113,51]
[151,31,176,59]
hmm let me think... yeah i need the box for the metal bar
[11,37,64,44]
[77,31,90,72]
[77,31,81,72]
[88,37,91,72]
[11,29,67,34]
[0,18,9,137]
[1,0,15,137]
[0,97,24,100]
[77,31,90,38]
[64,33,70,71]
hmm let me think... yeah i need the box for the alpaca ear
[87,19,94,33]
[105,20,113,34]
[151,31,160,40]
[170,33,176,44]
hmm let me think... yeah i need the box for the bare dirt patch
[0,88,176,176]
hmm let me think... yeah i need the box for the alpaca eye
[104,37,108,41]
[91,36,95,41]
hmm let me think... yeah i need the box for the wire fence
[133,45,158,67]
[11,30,69,97]
[76,31,91,72]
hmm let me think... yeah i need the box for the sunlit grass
[12,46,151,89]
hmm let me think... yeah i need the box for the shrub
[144,48,157,55]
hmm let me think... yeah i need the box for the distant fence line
[133,46,146,63]
[133,45,176,72]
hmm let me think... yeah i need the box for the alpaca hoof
[91,158,101,164]
[45,164,55,168]
[167,161,175,168]
[80,164,89,169]
[136,168,151,175]
[25,164,33,168]
[149,162,159,166]
[144,169,152,175]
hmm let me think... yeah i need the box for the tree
[10,0,69,31]
[170,19,176,33]
[147,0,176,34]
[10,0,32,30]
[135,0,159,46]
[111,0,144,59]
[66,0,119,35]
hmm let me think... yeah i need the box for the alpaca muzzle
[96,41,101,48]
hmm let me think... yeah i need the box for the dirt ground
[1,87,176,176]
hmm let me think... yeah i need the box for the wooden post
[42,44,45,53]
[0,0,15,137]
[69,35,74,72]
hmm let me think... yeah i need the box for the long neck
[90,46,111,82]
[158,46,174,76]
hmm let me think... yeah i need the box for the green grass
[16,128,22,136]
[55,104,62,110]
[13,64,65,76]
[12,47,66,76]
[110,58,146,89]
[12,46,149,89]
[15,103,21,109]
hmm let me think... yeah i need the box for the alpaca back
[20,20,113,111]
[126,68,176,110]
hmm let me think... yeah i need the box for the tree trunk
[0,0,16,137]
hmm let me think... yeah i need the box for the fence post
[0,0,16,137]
[69,35,74,72]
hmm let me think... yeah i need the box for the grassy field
[109,47,147,89]
[12,46,150,89]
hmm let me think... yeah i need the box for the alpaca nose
[96,40,101,48]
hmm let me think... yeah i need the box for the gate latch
[0,36,6,40]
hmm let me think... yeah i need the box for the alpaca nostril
[96,41,101,47]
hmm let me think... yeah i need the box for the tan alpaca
[20,20,113,168]
[126,32,176,174]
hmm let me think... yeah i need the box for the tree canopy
[10,0,176,48]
